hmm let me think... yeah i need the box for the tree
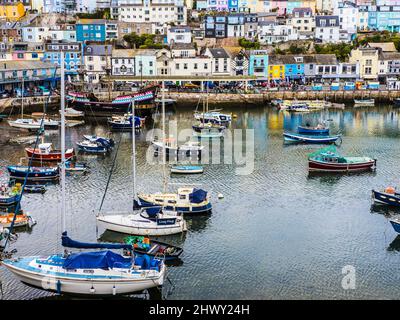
[238,37,260,49]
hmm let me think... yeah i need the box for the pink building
[270,0,288,15]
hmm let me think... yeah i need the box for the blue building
[76,19,106,42]
[272,55,305,81]
[248,50,268,79]
[44,41,82,79]
[368,4,400,32]
[228,0,239,12]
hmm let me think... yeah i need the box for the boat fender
[218,193,224,199]
[90,286,95,294]
[112,285,116,296]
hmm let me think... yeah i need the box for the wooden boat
[0,213,35,228]
[308,146,376,173]
[25,143,75,161]
[7,165,59,181]
[372,187,400,207]
[298,124,329,135]
[171,165,204,174]
[124,235,183,261]
[283,132,341,144]
[354,99,375,106]
[67,86,157,115]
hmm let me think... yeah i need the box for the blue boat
[372,188,400,207]
[77,136,114,154]
[283,132,341,144]
[389,217,400,233]
[0,183,21,206]
[298,125,329,135]
[108,114,144,131]
[7,165,59,181]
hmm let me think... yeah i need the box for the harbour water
[1,104,400,299]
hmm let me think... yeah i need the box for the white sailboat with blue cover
[2,56,166,296]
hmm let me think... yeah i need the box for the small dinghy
[64,161,89,173]
[108,114,145,131]
[24,184,46,193]
[308,146,376,173]
[372,187,400,207]
[283,132,341,144]
[124,235,183,261]
[298,124,329,135]
[62,108,84,118]
[354,99,375,107]
[171,165,204,174]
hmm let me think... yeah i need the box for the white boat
[171,165,204,174]
[194,111,232,125]
[152,138,204,152]
[8,118,41,130]
[62,108,84,118]
[97,95,188,235]
[354,99,375,106]
[97,209,187,236]
[3,55,166,296]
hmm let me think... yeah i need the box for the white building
[111,49,135,76]
[83,44,112,85]
[117,0,187,25]
[333,1,358,35]
[315,15,340,43]
[258,22,298,44]
[22,24,76,42]
[167,26,192,45]
[289,7,315,40]
[204,48,232,76]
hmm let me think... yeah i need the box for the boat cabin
[38,143,52,154]
[317,152,346,163]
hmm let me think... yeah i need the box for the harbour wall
[1,90,400,114]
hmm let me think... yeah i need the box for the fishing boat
[0,212,35,228]
[67,86,157,115]
[354,99,375,106]
[25,142,75,161]
[389,216,400,233]
[283,132,341,144]
[3,61,166,296]
[0,183,21,206]
[108,114,145,131]
[124,235,183,261]
[308,146,376,173]
[194,110,232,126]
[7,165,59,181]
[170,165,204,174]
[97,97,188,236]
[137,187,212,214]
[298,124,329,135]
[372,187,400,207]
[152,138,204,153]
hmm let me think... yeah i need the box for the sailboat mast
[21,77,24,119]
[162,80,167,193]
[60,51,66,232]
[132,99,136,200]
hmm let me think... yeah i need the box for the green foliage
[76,9,111,19]
[238,37,260,49]
[314,43,354,62]
[288,44,306,54]
[355,32,400,52]
[123,33,163,49]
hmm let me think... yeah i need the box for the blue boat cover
[96,137,112,148]
[61,232,132,250]
[63,250,132,269]
[128,116,141,127]
[189,188,207,204]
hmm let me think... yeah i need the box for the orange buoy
[385,186,396,194]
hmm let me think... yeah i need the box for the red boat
[25,143,75,162]
[308,146,376,173]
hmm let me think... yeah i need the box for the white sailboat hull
[97,213,187,236]
[8,120,41,130]
[3,260,165,296]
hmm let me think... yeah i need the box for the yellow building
[349,45,380,80]
[0,2,26,21]
[268,65,285,80]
